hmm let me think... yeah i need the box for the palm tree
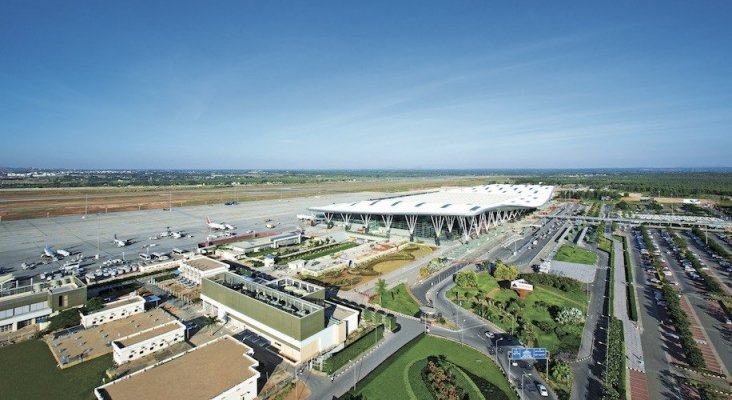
[375,279,387,306]
[203,315,219,336]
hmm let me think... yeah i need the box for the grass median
[554,244,598,265]
[343,334,516,400]
[371,283,421,317]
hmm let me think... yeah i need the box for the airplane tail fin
[206,217,211,224]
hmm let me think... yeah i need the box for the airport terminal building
[0,276,86,333]
[201,273,358,364]
[308,184,554,241]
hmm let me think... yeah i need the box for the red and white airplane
[206,217,235,230]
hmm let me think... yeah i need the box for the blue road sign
[511,347,548,360]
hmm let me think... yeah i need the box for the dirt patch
[622,193,713,204]
[0,177,493,221]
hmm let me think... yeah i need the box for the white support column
[324,213,333,224]
[405,215,419,236]
[457,217,469,241]
[446,215,456,233]
[430,216,445,238]
[381,215,393,231]
[470,216,479,236]
[479,213,487,233]
[360,214,371,229]
[340,213,351,225]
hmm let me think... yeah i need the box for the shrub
[555,307,585,325]
[522,273,582,293]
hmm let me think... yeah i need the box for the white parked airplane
[206,217,235,230]
[113,234,132,247]
[43,247,70,259]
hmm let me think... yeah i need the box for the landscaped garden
[342,335,516,400]
[448,269,588,356]
[371,282,421,317]
[553,244,598,265]
[312,244,433,290]
[0,340,112,400]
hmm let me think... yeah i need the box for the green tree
[454,271,478,288]
[494,262,511,281]
[551,361,572,383]
[375,279,387,306]
[203,315,220,336]
[83,297,104,313]
[507,265,520,281]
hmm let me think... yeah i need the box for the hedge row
[603,318,626,400]
[522,273,583,293]
[622,237,638,321]
[321,325,385,374]
[661,283,706,369]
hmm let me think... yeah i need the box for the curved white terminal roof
[308,184,554,217]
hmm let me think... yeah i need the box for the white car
[537,383,549,397]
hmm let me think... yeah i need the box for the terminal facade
[201,273,358,364]
[308,184,554,241]
[0,276,86,333]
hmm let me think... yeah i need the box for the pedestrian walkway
[613,239,645,372]
[679,296,725,376]
[628,370,650,400]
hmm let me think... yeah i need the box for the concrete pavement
[612,238,645,371]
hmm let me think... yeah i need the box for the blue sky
[1,1,730,169]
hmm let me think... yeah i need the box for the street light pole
[521,372,532,400]
[495,337,504,365]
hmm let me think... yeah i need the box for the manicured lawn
[371,283,421,317]
[347,335,516,400]
[0,340,112,400]
[553,244,598,265]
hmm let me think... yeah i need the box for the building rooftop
[49,309,176,366]
[97,336,258,400]
[115,321,184,348]
[208,272,322,318]
[0,275,84,300]
[265,277,323,297]
[84,295,145,316]
[183,256,228,272]
[309,184,555,217]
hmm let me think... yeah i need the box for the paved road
[303,315,423,399]
[612,238,644,371]
[629,233,682,400]
[570,244,608,400]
